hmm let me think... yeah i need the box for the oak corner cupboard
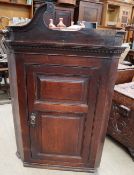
[4,2,125,173]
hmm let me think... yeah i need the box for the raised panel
[30,112,86,162]
[37,75,88,103]
[40,114,85,156]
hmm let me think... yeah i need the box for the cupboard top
[4,2,125,56]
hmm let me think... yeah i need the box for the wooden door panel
[41,115,83,155]
[37,75,88,103]
[30,112,85,161]
[27,64,98,113]
[26,63,100,164]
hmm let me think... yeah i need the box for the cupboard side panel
[14,56,32,161]
[88,58,119,168]
[8,52,24,160]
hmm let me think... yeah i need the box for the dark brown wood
[108,85,134,159]
[108,102,134,157]
[78,0,103,25]
[108,64,134,159]
[116,65,134,84]
[127,50,134,64]
[5,2,125,173]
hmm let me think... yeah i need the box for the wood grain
[5,2,125,173]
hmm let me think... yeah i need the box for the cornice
[7,42,126,57]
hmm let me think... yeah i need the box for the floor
[0,76,10,104]
[0,104,134,175]
[0,90,10,104]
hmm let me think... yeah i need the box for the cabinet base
[23,162,97,173]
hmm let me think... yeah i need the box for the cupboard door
[79,1,103,24]
[26,64,100,165]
